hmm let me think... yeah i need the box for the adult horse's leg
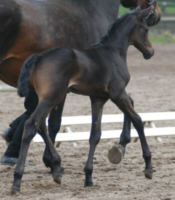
[12,100,62,194]
[1,90,38,165]
[1,113,26,143]
[108,97,134,164]
[110,90,153,179]
[84,96,107,187]
[42,98,66,169]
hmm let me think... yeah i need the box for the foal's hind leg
[11,100,56,194]
[39,120,63,184]
[110,90,153,179]
[84,97,107,187]
[43,98,66,169]
[108,97,133,164]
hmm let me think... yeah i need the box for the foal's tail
[18,54,40,97]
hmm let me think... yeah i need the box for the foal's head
[129,7,154,59]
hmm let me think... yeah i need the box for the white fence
[0,86,174,143]
[0,85,16,92]
[33,112,175,142]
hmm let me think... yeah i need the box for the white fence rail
[0,86,174,142]
[0,85,16,92]
[34,112,175,142]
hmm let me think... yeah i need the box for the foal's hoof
[108,144,125,164]
[52,167,64,184]
[1,155,18,166]
[144,169,153,179]
[51,167,64,174]
[52,173,62,184]
[11,185,20,195]
[0,127,12,144]
[84,181,93,187]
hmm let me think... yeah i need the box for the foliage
[119,6,129,16]
[150,30,175,43]
[119,1,175,16]
[158,0,175,15]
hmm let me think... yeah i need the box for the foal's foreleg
[110,91,153,179]
[120,96,134,147]
[84,97,107,187]
[11,117,37,194]
[108,97,134,164]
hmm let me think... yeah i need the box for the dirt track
[0,44,175,200]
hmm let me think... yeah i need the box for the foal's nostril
[149,48,154,56]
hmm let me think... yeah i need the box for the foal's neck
[101,14,136,58]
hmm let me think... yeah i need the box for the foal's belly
[68,83,109,98]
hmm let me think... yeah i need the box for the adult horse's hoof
[11,185,20,195]
[1,155,18,166]
[144,169,153,179]
[1,155,33,166]
[108,144,125,164]
[0,127,12,144]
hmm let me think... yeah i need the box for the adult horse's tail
[18,54,40,97]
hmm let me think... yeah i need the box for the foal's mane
[99,12,135,45]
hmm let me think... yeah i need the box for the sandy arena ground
[0,44,175,200]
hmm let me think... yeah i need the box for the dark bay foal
[12,7,154,193]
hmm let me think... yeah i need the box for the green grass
[158,0,175,15]
[150,31,175,44]
[163,6,175,15]
[119,6,129,16]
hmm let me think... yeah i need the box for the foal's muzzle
[143,47,154,59]
[147,12,161,26]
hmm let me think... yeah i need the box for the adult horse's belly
[0,0,119,87]
[0,58,23,87]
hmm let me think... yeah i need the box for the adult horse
[0,0,161,166]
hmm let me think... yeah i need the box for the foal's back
[31,46,106,97]
[31,48,76,98]
[32,40,127,100]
